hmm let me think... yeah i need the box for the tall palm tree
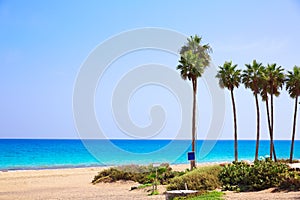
[242,60,264,161]
[259,67,277,161]
[286,66,300,163]
[177,35,212,170]
[216,61,241,162]
[262,64,285,160]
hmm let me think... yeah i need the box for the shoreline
[2,159,299,172]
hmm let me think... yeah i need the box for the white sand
[0,165,189,200]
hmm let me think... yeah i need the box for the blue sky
[1,0,300,140]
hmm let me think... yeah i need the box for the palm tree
[177,35,212,170]
[242,60,264,161]
[262,64,285,160]
[286,66,300,163]
[259,67,277,161]
[216,61,241,162]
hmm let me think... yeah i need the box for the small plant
[137,183,152,189]
[148,190,159,196]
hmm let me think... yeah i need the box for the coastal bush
[167,165,222,191]
[92,168,134,184]
[277,158,300,163]
[218,161,250,191]
[92,163,184,185]
[219,159,293,191]
[279,171,300,191]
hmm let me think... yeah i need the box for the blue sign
[188,151,195,161]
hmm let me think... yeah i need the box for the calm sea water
[0,139,299,170]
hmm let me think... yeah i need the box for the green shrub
[277,158,300,163]
[219,159,293,191]
[92,163,184,185]
[279,171,300,191]
[167,165,222,191]
[218,161,251,191]
[92,168,134,184]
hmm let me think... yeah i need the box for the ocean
[0,139,299,170]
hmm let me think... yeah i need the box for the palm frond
[216,61,241,91]
[177,35,212,82]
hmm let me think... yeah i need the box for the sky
[1,0,300,140]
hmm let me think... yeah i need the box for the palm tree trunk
[270,93,274,160]
[230,89,238,162]
[255,93,260,161]
[290,96,298,163]
[265,98,277,161]
[191,78,197,170]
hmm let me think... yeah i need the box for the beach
[1,164,300,200]
[0,166,147,200]
[0,165,172,200]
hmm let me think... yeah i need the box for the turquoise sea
[0,139,299,170]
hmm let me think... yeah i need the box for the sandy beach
[0,165,181,200]
[1,164,300,200]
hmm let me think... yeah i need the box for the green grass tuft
[173,191,224,200]
[137,183,152,189]
[92,163,184,185]
[148,190,159,195]
[167,165,222,191]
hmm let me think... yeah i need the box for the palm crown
[261,63,285,97]
[242,60,264,95]
[177,35,212,81]
[286,66,300,98]
[216,61,241,91]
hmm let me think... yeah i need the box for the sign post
[187,151,195,170]
[153,163,160,192]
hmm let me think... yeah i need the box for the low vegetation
[173,191,224,200]
[92,160,300,199]
[167,165,221,191]
[279,173,300,191]
[92,163,184,185]
[219,159,300,191]
[277,158,300,163]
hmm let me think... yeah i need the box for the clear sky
[1,0,300,140]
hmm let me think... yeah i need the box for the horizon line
[0,138,298,141]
